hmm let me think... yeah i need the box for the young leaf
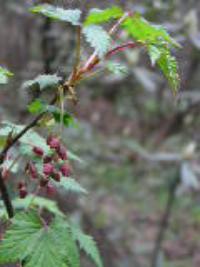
[148,45,162,66]
[83,25,111,58]
[53,177,88,195]
[30,4,81,25]
[0,211,80,267]
[70,224,103,267]
[23,74,62,91]
[122,14,180,93]
[157,48,179,93]
[84,6,123,26]
[47,105,75,128]
[0,66,13,85]
[123,14,179,47]
[28,99,45,114]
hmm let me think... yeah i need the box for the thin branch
[150,173,180,267]
[73,26,82,73]
[80,12,131,75]
[0,171,14,218]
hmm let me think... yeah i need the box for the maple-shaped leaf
[0,211,80,267]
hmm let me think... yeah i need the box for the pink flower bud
[17,181,25,190]
[57,145,68,160]
[43,163,54,176]
[19,187,28,199]
[33,146,44,157]
[47,136,60,149]
[28,162,37,179]
[60,164,71,177]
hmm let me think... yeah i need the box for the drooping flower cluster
[18,135,71,198]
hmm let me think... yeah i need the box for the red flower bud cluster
[20,135,72,198]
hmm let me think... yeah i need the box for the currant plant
[0,4,180,267]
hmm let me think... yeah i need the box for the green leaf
[13,196,64,217]
[70,224,103,267]
[0,66,13,85]
[0,211,80,267]
[67,150,84,164]
[84,6,123,26]
[53,177,88,195]
[123,14,180,47]
[23,74,62,91]
[30,4,81,25]
[47,105,75,128]
[122,14,180,93]
[83,25,111,58]
[0,121,50,155]
[148,45,162,66]
[28,99,45,114]
[157,48,179,93]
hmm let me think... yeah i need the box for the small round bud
[19,187,28,199]
[17,181,25,190]
[27,162,37,179]
[57,146,68,160]
[33,146,44,157]
[60,164,71,177]
[43,163,54,176]
[47,136,60,150]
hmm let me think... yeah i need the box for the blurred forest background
[0,0,200,267]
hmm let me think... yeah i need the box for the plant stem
[0,94,58,218]
[0,172,14,218]
[150,173,180,267]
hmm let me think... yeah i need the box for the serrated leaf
[13,196,64,217]
[83,25,111,58]
[122,14,180,93]
[53,177,88,195]
[70,224,103,267]
[84,6,123,26]
[30,4,81,25]
[0,66,13,85]
[148,45,162,66]
[157,48,179,93]
[0,211,80,267]
[123,14,180,47]
[23,74,62,91]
